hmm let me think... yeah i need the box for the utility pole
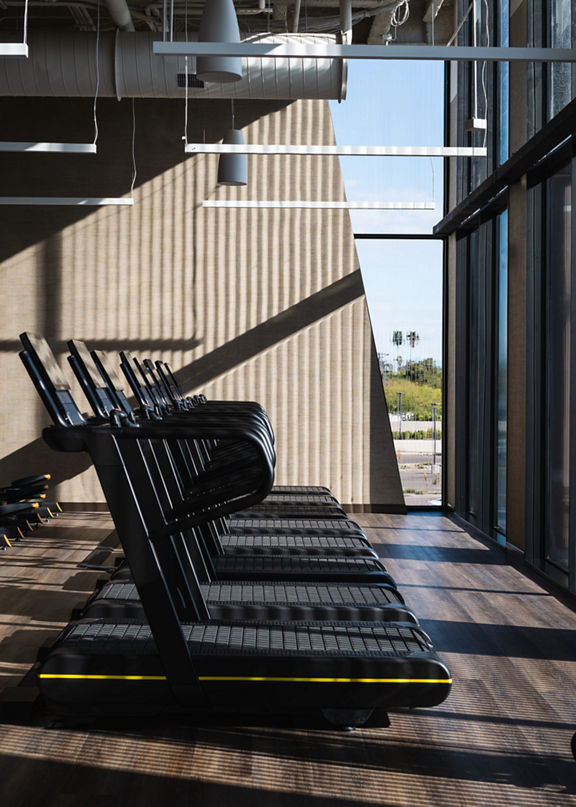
[432,402,439,469]
[397,391,403,440]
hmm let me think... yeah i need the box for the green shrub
[385,376,442,421]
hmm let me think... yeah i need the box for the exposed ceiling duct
[0,32,347,99]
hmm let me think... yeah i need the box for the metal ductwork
[0,32,347,100]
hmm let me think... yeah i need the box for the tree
[406,330,420,349]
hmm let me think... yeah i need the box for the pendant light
[197,0,243,83]
[217,101,247,186]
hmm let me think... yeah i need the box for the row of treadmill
[17,332,451,728]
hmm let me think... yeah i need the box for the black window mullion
[569,153,576,592]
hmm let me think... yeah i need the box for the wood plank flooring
[1,511,576,806]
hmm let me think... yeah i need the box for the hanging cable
[183,0,189,148]
[184,56,189,146]
[481,0,490,148]
[130,97,137,198]
[92,0,101,147]
[392,0,410,28]
[22,0,29,47]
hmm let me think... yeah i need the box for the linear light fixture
[187,144,487,157]
[0,43,29,56]
[203,201,436,210]
[0,142,97,154]
[154,42,576,63]
[0,0,29,56]
[0,197,134,205]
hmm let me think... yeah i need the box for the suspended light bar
[154,42,576,63]
[0,43,28,56]
[0,197,134,205]
[203,201,436,210]
[1,0,29,56]
[187,144,487,157]
[0,142,97,153]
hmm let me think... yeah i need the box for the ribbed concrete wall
[0,96,403,509]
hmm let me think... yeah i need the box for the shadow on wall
[173,271,364,390]
[2,273,365,487]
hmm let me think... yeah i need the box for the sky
[329,60,444,363]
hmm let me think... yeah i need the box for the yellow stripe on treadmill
[38,674,167,681]
[38,674,451,684]
[199,676,452,683]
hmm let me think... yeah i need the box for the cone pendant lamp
[217,128,248,186]
[197,0,243,83]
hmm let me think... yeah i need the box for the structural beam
[0,142,97,153]
[154,42,576,62]
[203,201,436,209]
[186,144,487,157]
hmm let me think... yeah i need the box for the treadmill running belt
[227,519,364,536]
[39,621,451,714]
[98,581,405,606]
[221,536,374,549]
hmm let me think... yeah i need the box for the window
[544,162,572,571]
[495,209,508,537]
[548,0,574,120]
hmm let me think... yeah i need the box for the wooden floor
[1,511,576,806]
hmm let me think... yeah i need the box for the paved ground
[395,446,442,505]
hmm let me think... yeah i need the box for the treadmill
[19,338,451,726]
[21,336,418,618]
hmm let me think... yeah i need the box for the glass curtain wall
[455,210,508,539]
[548,0,574,120]
[529,0,575,134]
[454,0,508,202]
[495,210,508,538]
[543,163,572,571]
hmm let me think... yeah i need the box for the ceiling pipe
[0,32,346,99]
[104,0,135,31]
[340,0,352,42]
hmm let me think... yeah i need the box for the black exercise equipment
[19,334,451,725]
